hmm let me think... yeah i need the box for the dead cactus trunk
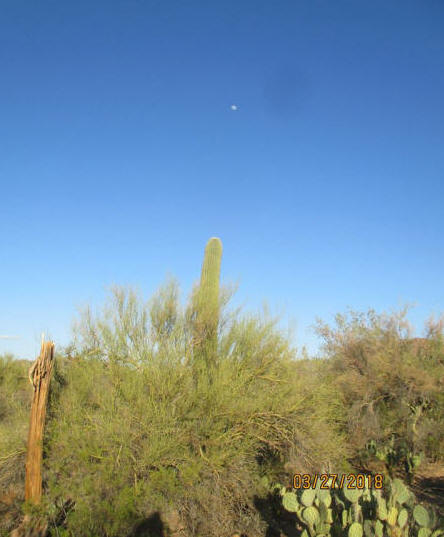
[25,339,55,503]
[10,516,48,537]
[11,339,55,537]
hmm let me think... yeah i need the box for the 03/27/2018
[292,473,384,490]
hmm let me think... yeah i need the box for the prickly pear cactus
[391,478,411,506]
[303,506,321,526]
[376,497,388,521]
[343,486,363,504]
[349,522,363,537]
[414,506,431,528]
[276,475,443,537]
[279,485,337,537]
[398,508,408,528]
[282,491,300,514]
[301,489,317,507]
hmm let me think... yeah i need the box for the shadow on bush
[253,493,299,537]
[129,512,165,537]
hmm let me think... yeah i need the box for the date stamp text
[292,473,384,490]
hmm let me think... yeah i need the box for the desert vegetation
[0,238,443,537]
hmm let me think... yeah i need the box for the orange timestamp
[292,473,384,490]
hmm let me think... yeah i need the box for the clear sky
[1,0,443,359]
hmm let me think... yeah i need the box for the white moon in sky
[230,105,238,111]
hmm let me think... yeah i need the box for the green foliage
[1,241,443,537]
[316,309,444,472]
[38,273,346,537]
[366,437,424,483]
[0,355,30,458]
[0,355,31,534]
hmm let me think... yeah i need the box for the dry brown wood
[11,340,55,537]
[25,340,55,503]
[10,515,48,537]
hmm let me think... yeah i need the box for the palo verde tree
[5,236,352,537]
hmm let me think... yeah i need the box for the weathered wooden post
[11,338,55,537]
[25,338,55,503]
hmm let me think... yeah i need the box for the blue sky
[1,0,443,359]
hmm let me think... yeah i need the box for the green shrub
[0,355,32,535]
[40,279,346,537]
[3,260,442,537]
[315,309,444,472]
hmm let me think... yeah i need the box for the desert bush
[315,308,444,476]
[40,279,346,537]
[4,282,442,537]
[0,355,31,534]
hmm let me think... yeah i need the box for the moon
[230,104,238,111]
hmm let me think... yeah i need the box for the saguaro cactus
[192,237,223,377]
